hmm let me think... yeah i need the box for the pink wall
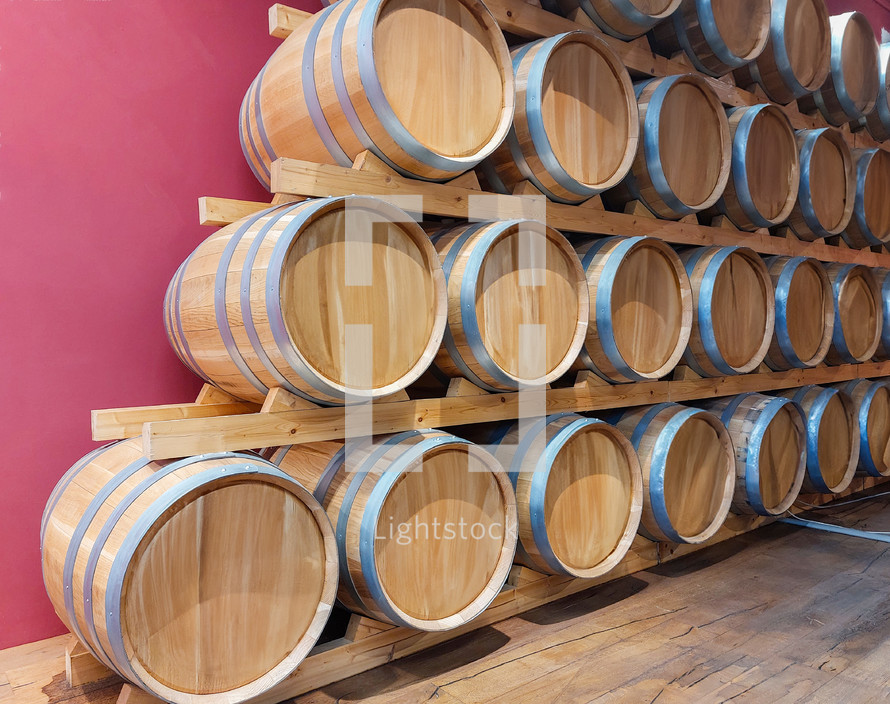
[0,0,319,649]
[827,0,890,35]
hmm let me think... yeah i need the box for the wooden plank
[198,196,273,227]
[268,3,312,38]
[91,402,257,442]
[65,638,113,687]
[267,158,890,268]
[143,361,890,459]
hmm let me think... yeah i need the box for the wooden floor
[4,494,890,704]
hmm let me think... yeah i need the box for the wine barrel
[834,379,890,478]
[798,12,880,126]
[843,149,890,248]
[680,246,775,377]
[617,403,734,543]
[711,104,801,231]
[41,440,337,704]
[240,0,514,188]
[270,430,517,630]
[575,236,692,383]
[763,256,834,371]
[487,414,642,578]
[556,0,681,40]
[479,31,638,204]
[859,43,890,141]
[604,74,731,220]
[165,197,446,404]
[733,0,831,104]
[874,268,890,361]
[787,128,854,241]
[649,0,772,77]
[782,385,859,494]
[429,220,588,391]
[825,263,881,364]
[701,393,806,516]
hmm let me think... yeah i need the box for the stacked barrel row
[41,382,890,704]
[239,0,890,247]
[163,195,890,402]
[39,1,890,704]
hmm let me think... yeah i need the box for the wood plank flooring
[4,494,890,704]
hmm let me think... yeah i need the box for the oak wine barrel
[874,268,890,361]
[763,256,834,371]
[787,127,855,241]
[834,379,890,478]
[556,0,682,40]
[701,393,806,516]
[165,197,446,404]
[270,430,517,631]
[859,43,890,141]
[240,0,514,187]
[843,149,890,248]
[41,440,337,704]
[604,74,731,220]
[824,263,881,364]
[782,385,859,494]
[798,12,880,126]
[429,220,588,391]
[711,104,801,231]
[617,403,734,543]
[680,246,775,377]
[733,0,831,104]
[649,0,772,77]
[575,236,692,383]
[488,414,642,578]
[479,31,638,204]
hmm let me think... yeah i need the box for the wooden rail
[108,362,890,459]
[197,157,890,267]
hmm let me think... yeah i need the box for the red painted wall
[0,0,319,649]
[827,0,890,36]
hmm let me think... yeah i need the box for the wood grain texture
[489,414,643,578]
[255,158,890,265]
[617,403,735,543]
[733,0,831,104]
[787,128,855,241]
[604,74,732,219]
[701,392,806,515]
[167,197,446,404]
[142,361,890,459]
[242,0,514,185]
[834,379,890,478]
[712,104,801,231]
[798,12,880,126]
[844,148,890,247]
[480,31,638,204]
[271,431,517,631]
[429,221,588,390]
[40,441,337,704]
[556,0,680,39]
[764,256,834,371]
[681,246,775,377]
[650,0,771,77]
[575,235,692,382]
[825,263,882,364]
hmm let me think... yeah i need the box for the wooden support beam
[268,3,312,38]
[141,361,890,459]
[117,684,163,704]
[65,638,114,687]
[266,158,890,267]
[198,196,273,227]
[91,400,259,442]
